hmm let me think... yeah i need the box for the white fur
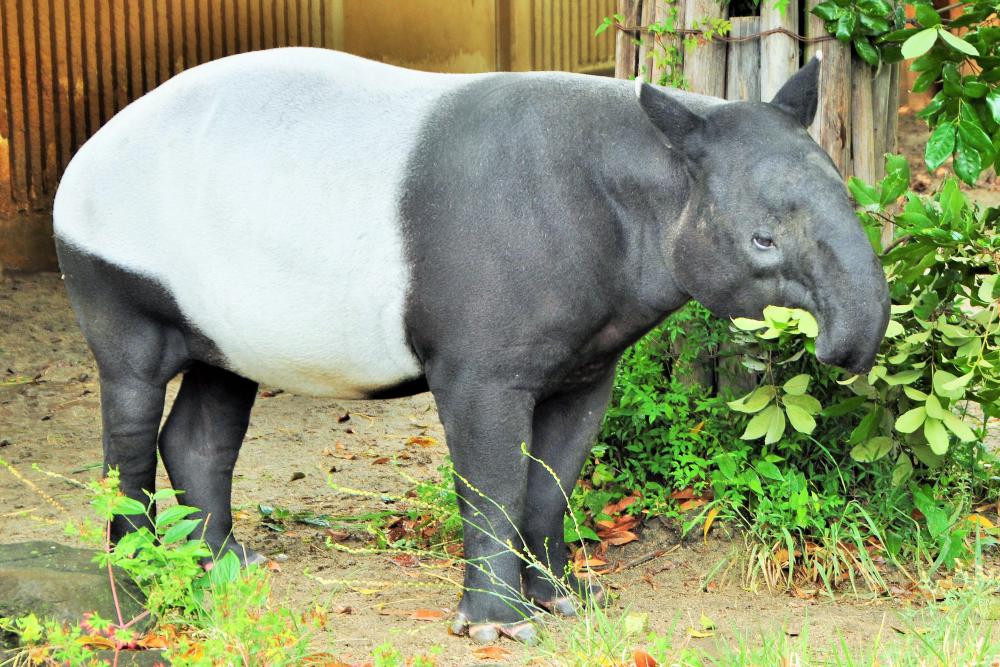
[55,48,479,397]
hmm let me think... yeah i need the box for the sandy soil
[1,114,997,665]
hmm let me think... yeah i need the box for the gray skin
[56,57,889,644]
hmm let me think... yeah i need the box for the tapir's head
[637,57,890,374]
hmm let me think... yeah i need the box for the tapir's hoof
[202,542,267,570]
[532,578,606,617]
[450,612,540,645]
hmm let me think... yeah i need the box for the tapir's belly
[54,49,469,396]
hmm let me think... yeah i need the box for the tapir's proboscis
[54,48,890,644]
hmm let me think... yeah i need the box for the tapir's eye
[752,234,775,250]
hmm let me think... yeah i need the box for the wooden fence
[0,0,618,271]
[0,0,341,270]
[614,0,900,183]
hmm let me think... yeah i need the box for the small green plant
[1,469,323,666]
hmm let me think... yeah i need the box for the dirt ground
[0,112,997,666]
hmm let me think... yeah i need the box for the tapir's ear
[636,79,705,152]
[769,54,822,127]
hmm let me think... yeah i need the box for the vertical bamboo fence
[615,0,900,395]
[0,0,342,271]
[615,0,900,180]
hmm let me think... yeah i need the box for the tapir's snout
[814,249,890,375]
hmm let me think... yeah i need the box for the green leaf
[924,393,947,420]
[942,411,977,442]
[811,1,842,21]
[901,27,938,59]
[923,417,950,455]
[732,317,767,331]
[953,136,983,185]
[836,12,858,42]
[939,28,980,56]
[851,436,894,462]
[924,121,956,171]
[765,405,787,445]
[783,393,822,415]
[156,505,200,529]
[891,453,913,486]
[895,406,927,433]
[822,395,868,417]
[884,320,905,337]
[914,4,941,27]
[986,90,1000,125]
[114,497,148,517]
[933,369,966,399]
[796,311,820,338]
[848,177,880,208]
[883,368,923,386]
[161,518,202,545]
[880,154,910,205]
[958,118,994,156]
[727,386,776,413]
[208,550,242,588]
[911,443,944,468]
[785,404,817,434]
[741,406,775,440]
[853,38,880,66]
[755,459,784,481]
[913,487,950,539]
[782,374,811,396]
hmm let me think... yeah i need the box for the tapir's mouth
[815,328,879,375]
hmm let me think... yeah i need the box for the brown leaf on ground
[389,554,420,568]
[409,608,448,621]
[406,435,438,447]
[603,530,639,546]
[677,499,706,512]
[633,649,658,667]
[473,646,511,661]
[602,493,642,516]
[333,605,353,615]
[372,457,390,464]
[325,529,349,542]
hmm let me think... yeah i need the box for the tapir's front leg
[428,369,541,644]
[522,363,616,615]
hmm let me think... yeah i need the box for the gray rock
[0,541,150,645]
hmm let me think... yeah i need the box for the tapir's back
[54,48,472,397]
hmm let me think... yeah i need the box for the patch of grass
[0,467,326,666]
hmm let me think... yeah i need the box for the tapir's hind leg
[158,362,261,565]
[57,241,191,541]
[522,363,616,615]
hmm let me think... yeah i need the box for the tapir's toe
[529,576,606,616]
[450,612,540,645]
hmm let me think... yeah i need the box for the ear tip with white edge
[634,75,645,98]
[815,50,823,62]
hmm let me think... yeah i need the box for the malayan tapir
[54,47,889,643]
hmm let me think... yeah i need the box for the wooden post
[648,0,684,84]
[637,0,658,80]
[615,0,643,79]
[871,64,893,180]
[805,0,852,175]
[725,17,760,102]
[851,60,876,183]
[682,0,728,96]
[760,0,798,101]
[886,62,900,156]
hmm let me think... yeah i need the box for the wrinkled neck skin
[576,92,703,351]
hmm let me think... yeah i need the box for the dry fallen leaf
[633,649,658,667]
[677,498,707,512]
[406,435,438,447]
[372,457,390,465]
[409,608,448,621]
[390,554,420,568]
[473,645,511,661]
